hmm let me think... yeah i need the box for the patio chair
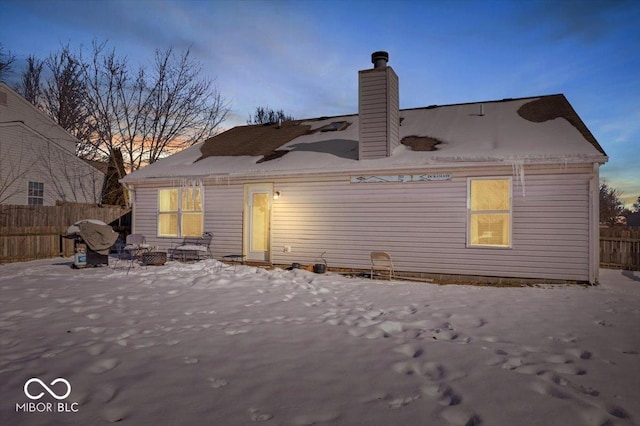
[123,234,151,270]
[124,234,150,257]
[171,232,213,261]
[370,251,394,280]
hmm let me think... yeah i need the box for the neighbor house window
[468,178,511,248]
[28,181,44,205]
[158,187,203,237]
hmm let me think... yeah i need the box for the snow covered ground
[1,258,639,426]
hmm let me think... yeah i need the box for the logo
[24,378,72,400]
[16,377,79,414]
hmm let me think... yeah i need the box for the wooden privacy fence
[0,203,130,264]
[600,227,640,271]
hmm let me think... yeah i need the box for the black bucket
[313,263,327,274]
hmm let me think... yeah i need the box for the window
[468,178,511,248]
[28,181,44,205]
[158,187,203,237]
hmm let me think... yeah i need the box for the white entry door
[244,184,272,261]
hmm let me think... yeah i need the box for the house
[122,52,607,284]
[0,82,105,206]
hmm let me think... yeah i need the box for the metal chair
[370,251,394,280]
[123,234,151,271]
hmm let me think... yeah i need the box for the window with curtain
[158,187,203,237]
[468,178,511,248]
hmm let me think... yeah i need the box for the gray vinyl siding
[131,184,244,259]
[270,167,592,282]
[358,67,399,159]
[387,71,400,153]
[130,164,595,282]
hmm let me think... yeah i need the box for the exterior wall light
[273,191,281,200]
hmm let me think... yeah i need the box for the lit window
[28,181,44,205]
[468,178,511,247]
[158,187,203,237]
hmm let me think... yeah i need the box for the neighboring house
[122,52,607,284]
[0,82,104,206]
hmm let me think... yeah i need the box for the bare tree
[11,40,229,207]
[143,48,228,164]
[16,55,44,105]
[0,43,16,80]
[83,42,229,172]
[101,149,127,206]
[42,45,94,143]
[247,106,295,125]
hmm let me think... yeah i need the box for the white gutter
[121,154,608,184]
[589,162,601,285]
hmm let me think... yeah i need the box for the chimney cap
[371,51,389,68]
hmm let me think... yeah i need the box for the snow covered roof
[123,94,607,183]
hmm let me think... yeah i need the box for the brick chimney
[358,51,400,160]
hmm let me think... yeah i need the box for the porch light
[273,191,281,200]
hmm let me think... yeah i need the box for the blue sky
[1,0,638,206]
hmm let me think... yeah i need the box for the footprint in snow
[440,405,482,426]
[530,381,573,400]
[393,343,423,358]
[208,377,228,388]
[95,383,119,403]
[101,406,129,423]
[550,363,586,375]
[565,348,592,360]
[539,371,599,397]
[88,358,120,374]
[422,383,462,406]
[225,328,250,335]
[387,394,421,409]
[249,408,273,422]
[292,410,340,425]
[392,360,446,381]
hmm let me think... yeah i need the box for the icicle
[511,160,526,198]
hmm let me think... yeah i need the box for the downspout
[589,163,599,285]
[123,182,136,234]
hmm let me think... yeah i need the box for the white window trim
[27,181,44,205]
[157,187,204,238]
[466,176,513,249]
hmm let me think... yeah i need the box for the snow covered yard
[1,259,639,426]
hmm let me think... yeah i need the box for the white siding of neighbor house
[131,163,596,282]
[0,84,76,154]
[1,84,104,205]
[0,123,104,205]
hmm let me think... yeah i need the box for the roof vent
[371,51,389,69]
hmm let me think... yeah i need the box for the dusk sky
[1,0,638,206]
